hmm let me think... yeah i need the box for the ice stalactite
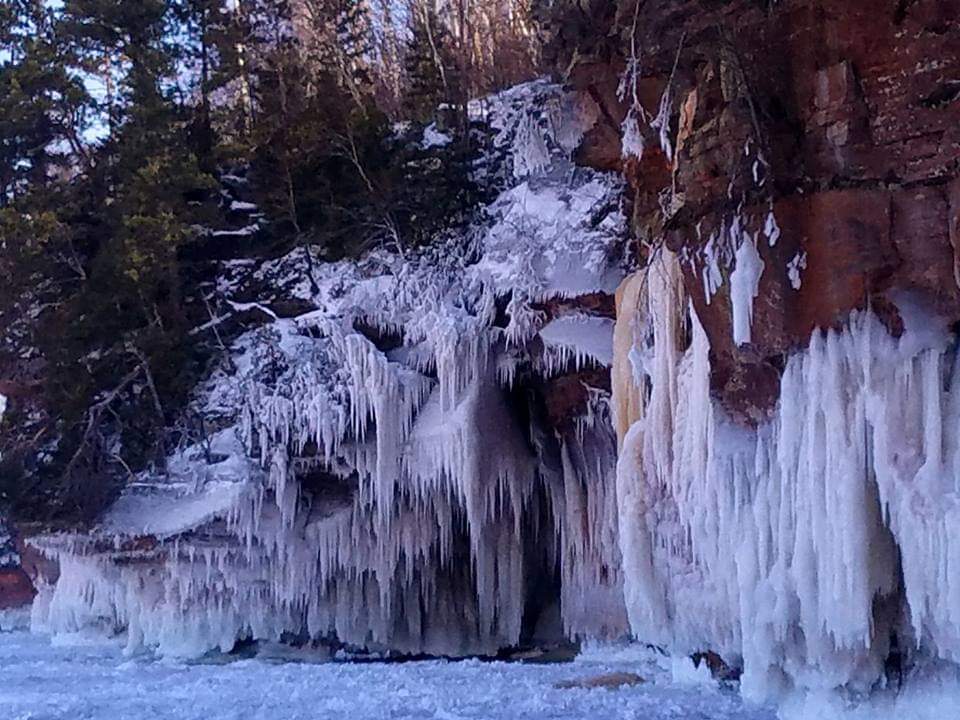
[615,250,960,700]
[32,354,626,658]
[729,225,765,347]
[787,251,807,290]
[539,316,616,377]
[554,395,628,639]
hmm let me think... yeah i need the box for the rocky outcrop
[0,568,34,610]
[559,0,960,423]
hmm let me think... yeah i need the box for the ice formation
[28,81,629,659]
[764,210,781,247]
[621,110,645,160]
[729,231,765,346]
[22,68,960,710]
[615,249,960,700]
[540,316,616,372]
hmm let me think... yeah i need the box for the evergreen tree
[402,3,457,123]
[0,1,92,204]
[0,1,220,521]
[59,0,216,458]
[248,24,371,260]
[0,0,488,524]
[174,0,229,168]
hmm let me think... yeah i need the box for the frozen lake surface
[6,629,960,720]
[0,630,774,720]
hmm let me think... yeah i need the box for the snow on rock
[421,123,452,149]
[480,177,624,302]
[614,249,960,701]
[102,458,252,539]
[621,110,645,160]
[764,210,781,247]
[467,79,600,184]
[540,315,616,372]
[787,251,807,290]
[28,80,628,660]
[212,224,260,239]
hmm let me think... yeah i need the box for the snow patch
[540,314,615,372]
[787,251,807,290]
[421,123,452,149]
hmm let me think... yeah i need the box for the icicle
[787,251,807,291]
[730,233,765,346]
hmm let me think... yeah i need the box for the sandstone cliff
[555,0,959,423]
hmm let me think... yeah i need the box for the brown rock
[554,671,645,690]
[692,651,740,682]
[0,568,35,609]
[15,541,58,589]
[542,370,610,432]
[948,178,960,291]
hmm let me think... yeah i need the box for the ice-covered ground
[5,630,960,719]
[0,630,773,720]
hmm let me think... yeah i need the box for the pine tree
[0,0,221,521]
[0,1,91,204]
[174,0,229,168]
[0,0,491,523]
[402,2,457,123]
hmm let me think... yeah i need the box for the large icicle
[729,232,765,346]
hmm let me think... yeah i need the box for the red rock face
[0,568,35,609]
[543,369,612,432]
[564,0,960,423]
